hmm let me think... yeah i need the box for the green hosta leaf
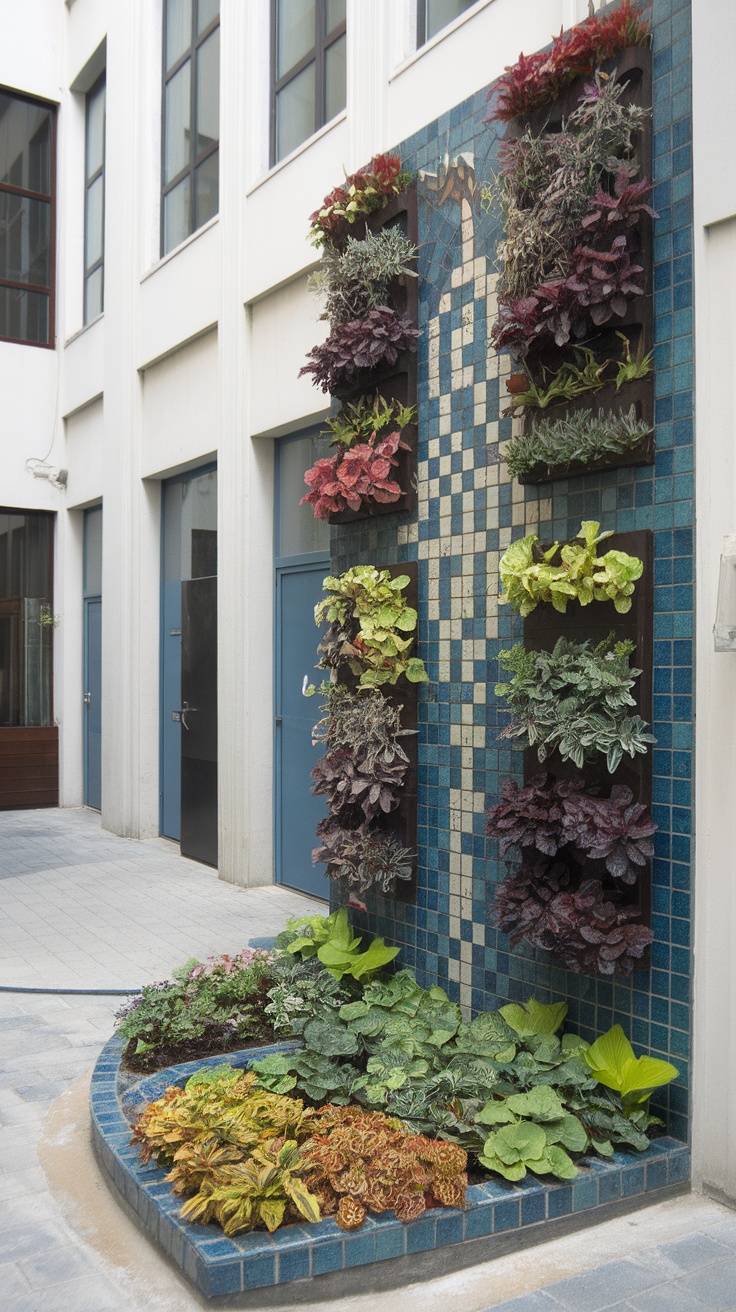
[584,1025,678,1108]
[545,1144,579,1179]
[477,1150,527,1181]
[544,1113,588,1153]
[591,1137,614,1156]
[475,1100,517,1127]
[492,1121,547,1166]
[339,1000,370,1021]
[506,1087,566,1122]
[499,998,568,1037]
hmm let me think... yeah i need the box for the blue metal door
[83,597,102,810]
[274,559,330,898]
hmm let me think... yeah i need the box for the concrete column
[347,0,390,163]
[99,1,160,838]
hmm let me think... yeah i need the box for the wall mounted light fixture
[714,534,736,651]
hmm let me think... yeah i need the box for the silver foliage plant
[309,226,418,325]
[503,404,653,479]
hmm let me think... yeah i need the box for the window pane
[326,0,346,33]
[196,27,219,155]
[165,59,191,183]
[197,0,219,33]
[324,33,346,121]
[425,0,474,40]
[84,507,103,596]
[277,435,329,558]
[0,285,49,344]
[277,0,315,78]
[0,95,51,194]
[163,174,191,253]
[85,175,104,269]
[84,266,103,323]
[195,151,218,227]
[275,61,315,161]
[166,0,193,69]
[0,513,53,727]
[0,193,50,286]
[86,81,105,179]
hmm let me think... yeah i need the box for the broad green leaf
[545,1144,579,1179]
[493,1121,547,1165]
[584,1025,678,1105]
[476,1100,517,1127]
[303,1018,359,1058]
[544,1113,588,1153]
[477,1148,527,1181]
[506,1087,565,1122]
[499,998,568,1037]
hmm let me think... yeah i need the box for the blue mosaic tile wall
[331,0,692,1143]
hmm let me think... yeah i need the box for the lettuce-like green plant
[499,997,568,1037]
[313,565,428,687]
[584,1025,678,1113]
[499,520,643,616]
[281,908,399,981]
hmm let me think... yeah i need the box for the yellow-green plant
[313,565,428,687]
[499,520,643,616]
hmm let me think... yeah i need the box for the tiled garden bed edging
[91,1034,691,1301]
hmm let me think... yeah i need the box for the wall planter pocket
[517,375,655,485]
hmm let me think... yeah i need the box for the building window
[271,0,346,166]
[0,508,54,727]
[84,74,105,324]
[0,90,55,347]
[417,0,476,46]
[161,0,220,257]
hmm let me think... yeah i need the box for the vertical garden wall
[325,0,691,1143]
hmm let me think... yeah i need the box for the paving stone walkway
[0,807,734,1311]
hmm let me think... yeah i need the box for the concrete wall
[692,0,736,1207]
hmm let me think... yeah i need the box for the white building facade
[1,0,735,1207]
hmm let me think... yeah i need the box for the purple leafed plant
[300,307,420,395]
[495,861,653,977]
[486,773,656,883]
[311,745,408,825]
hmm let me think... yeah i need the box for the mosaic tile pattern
[332,0,692,1142]
[91,1036,689,1297]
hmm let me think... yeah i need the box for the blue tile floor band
[91,1035,690,1300]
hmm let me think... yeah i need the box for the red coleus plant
[494,857,653,977]
[301,428,410,520]
[300,307,420,396]
[309,154,412,248]
[486,0,650,123]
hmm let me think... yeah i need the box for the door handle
[179,700,198,730]
[275,716,282,727]
[83,691,91,706]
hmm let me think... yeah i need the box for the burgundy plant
[311,744,408,825]
[486,1,650,123]
[309,154,411,248]
[301,429,410,520]
[495,861,653,977]
[300,308,420,395]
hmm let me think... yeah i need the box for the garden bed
[91,1035,689,1301]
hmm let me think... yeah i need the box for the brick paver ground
[0,807,734,1311]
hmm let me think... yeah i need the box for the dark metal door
[181,576,217,867]
[84,597,102,810]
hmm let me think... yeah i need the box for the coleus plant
[313,820,414,896]
[308,153,413,248]
[499,520,643,615]
[310,685,411,825]
[494,857,654,976]
[486,773,656,885]
[495,635,655,773]
[301,428,409,520]
[486,0,650,123]
[300,306,420,396]
[313,565,428,687]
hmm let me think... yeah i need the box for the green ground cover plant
[495,634,656,773]
[499,520,643,615]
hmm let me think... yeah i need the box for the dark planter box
[516,377,655,485]
[518,530,654,957]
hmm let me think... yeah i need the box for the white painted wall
[692,0,736,1207]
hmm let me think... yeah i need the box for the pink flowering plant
[115,948,277,1071]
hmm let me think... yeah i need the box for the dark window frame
[269,0,346,168]
[417,0,476,47]
[83,71,106,325]
[0,86,57,350]
[0,505,55,725]
[160,0,220,257]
